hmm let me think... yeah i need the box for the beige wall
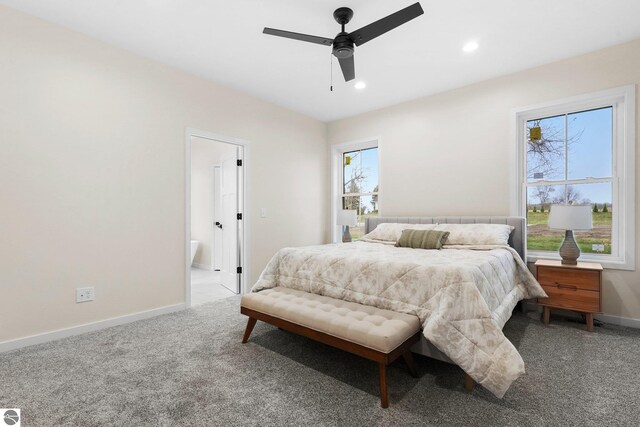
[0,6,328,342]
[190,137,235,268]
[328,40,640,321]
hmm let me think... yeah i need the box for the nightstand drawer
[537,267,600,292]
[538,284,600,312]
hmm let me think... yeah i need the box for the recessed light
[462,41,479,53]
[354,81,366,90]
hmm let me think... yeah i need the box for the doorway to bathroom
[186,129,248,307]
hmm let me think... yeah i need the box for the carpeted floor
[1,297,639,426]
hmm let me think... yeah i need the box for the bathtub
[190,240,199,266]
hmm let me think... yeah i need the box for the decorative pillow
[434,224,514,246]
[395,229,450,250]
[361,223,437,242]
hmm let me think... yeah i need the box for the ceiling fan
[263,2,424,82]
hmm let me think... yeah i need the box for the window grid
[524,106,617,258]
[340,147,379,240]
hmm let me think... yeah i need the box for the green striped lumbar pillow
[395,229,450,250]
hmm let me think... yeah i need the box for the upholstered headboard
[365,216,527,261]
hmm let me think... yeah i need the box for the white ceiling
[2,0,640,122]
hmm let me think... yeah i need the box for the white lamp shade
[337,209,357,226]
[548,204,593,230]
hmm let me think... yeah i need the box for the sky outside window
[343,147,379,194]
[527,106,613,205]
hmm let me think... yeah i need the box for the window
[332,140,379,241]
[515,86,635,269]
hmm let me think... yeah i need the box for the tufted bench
[240,287,421,408]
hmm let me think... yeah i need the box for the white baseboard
[192,263,215,271]
[593,313,640,328]
[522,301,640,329]
[0,303,186,353]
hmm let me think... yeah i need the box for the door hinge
[237,159,243,166]
[237,213,243,220]
[237,267,243,274]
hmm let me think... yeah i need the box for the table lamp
[548,204,593,265]
[337,209,358,242]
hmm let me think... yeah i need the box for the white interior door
[220,151,239,293]
[212,166,222,271]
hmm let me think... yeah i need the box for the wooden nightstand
[535,259,603,332]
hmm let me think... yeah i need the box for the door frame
[185,127,251,308]
[218,152,241,293]
[211,165,222,271]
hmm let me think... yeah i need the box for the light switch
[260,208,267,218]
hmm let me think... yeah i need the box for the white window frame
[512,85,635,270]
[330,138,380,243]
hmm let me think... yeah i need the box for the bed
[366,216,529,363]
[251,216,546,398]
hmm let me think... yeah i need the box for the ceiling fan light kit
[263,2,424,83]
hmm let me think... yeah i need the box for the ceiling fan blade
[349,2,424,46]
[263,28,333,46]
[338,55,355,82]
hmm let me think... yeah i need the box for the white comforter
[252,241,546,398]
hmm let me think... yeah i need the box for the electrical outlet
[76,287,95,303]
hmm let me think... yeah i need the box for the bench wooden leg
[402,351,418,378]
[242,317,257,343]
[378,362,389,408]
[464,373,474,392]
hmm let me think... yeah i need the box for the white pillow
[361,223,437,242]
[434,223,514,246]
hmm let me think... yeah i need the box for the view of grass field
[527,209,612,254]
